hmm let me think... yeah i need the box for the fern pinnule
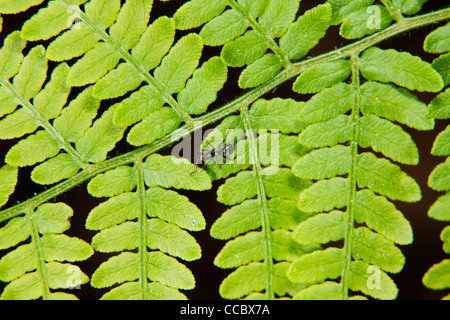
[423,23,450,300]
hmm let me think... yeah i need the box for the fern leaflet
[423,23,450,300]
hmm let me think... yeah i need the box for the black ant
[191,128,235,174]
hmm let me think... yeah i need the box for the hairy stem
[241,107,274,300]
[341,55,362,299]
[0,7,449,223]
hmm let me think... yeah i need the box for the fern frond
[423,29,450,299]
[86,154,210,299]
[207,98,317,300]
[14,0,232,147]
[289,50,433,299]
[0,36,86,180]
[0,203,93,299]
[175,0,334,89]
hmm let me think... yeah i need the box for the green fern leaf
[31,154,81,185]
[109,0,153,50]
[358,115,419,165]
[143,154,211,191]
[113,85,164,127]
[293,59,351,94]
[340,5,393,39]
[178,56,228,114]
[21,1,88,41]
[280,3,332,60]
[6,130,60,167]
[152,33,203,95]
[66,43,119,87]
[0,164,18,208]
[0,0,45,14]
[428,88,450,120]
[292,145,352,180]
[351,227,405,273]
[218,262,299,300]
[249,98,306,133]
[12,45,47,101]
[428,194,450,222]
[293,281,342,300]
[298,177,349,213]
[432,53,450,86]
[221,30,267,67]
[217,168,310,206]
[101,282,187,300]
[259,0,300,38]
[293,210,346,245]
[0,202,92,300]
[199,9,248,46]
[355,190,413,245]
[214,230,308,269]
[356,152,421,202]
[423,260,450,290]
[0,31,26,82]
[361,81,434,130]
[298,114,352,148]
[327,0,376,25]
[88,165,136,198]
[349,260,398,299]
[33,203,74,234]
[393,0,429,15]
[86,192,140,230]
[299,83,353,124]
[359,47,444,92]
[428,158,450,192]
[147,187,206,232]
[431,125,450,156]
[173,0,227,30]
[75,106,125,163]
[53,87,101,143]
[127,108,181,147]
[424,23,450,54]
[211,200,263,240]
[288,248,344,284]
[238,54,284,89]
[92,219,201,261]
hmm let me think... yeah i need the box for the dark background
[0,0,449,300]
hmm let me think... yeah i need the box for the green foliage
[86,154,210,299]
[0,0,448,301]
[423,28,450,300]
[289,35,439,298]
[206,99,316,299]
[0,203,93,299]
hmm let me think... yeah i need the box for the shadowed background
[0,0,448,300]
